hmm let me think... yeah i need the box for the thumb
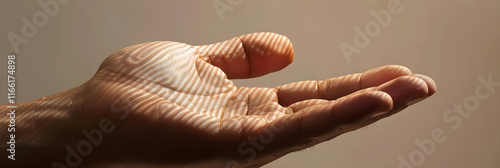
[193,32,294,79]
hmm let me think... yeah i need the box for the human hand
[80,32,436,167]
[1,32,436,168]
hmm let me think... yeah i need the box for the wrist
[0,85,86,167]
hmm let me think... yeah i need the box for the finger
[344,74,433,128]
[238,75,434,162]
[410,74,437,97]
[276,65,412,106]
[193,32,294,79]
[289,75,431,113]
[260,91,392,157]
[347,74,436,97]
[374,75,430,118]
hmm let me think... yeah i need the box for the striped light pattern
[0,31,435,167]
[89,32,293,137]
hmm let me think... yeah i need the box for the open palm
[79,32,436,167]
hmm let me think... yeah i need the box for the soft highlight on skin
[0,32,436,168]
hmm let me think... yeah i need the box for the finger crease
[315,81,324,99]
[237,37,252,78]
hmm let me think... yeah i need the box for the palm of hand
[82,33,294,166]
[98,40,287,136]
[80,33,435,167]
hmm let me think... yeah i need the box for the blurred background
[1,0,499,167]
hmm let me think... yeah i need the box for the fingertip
[374,91,394,111]
[263,91,394,153]
[412,74,437,96]
[360,65,413,88]
[334,91,393,124]
[378,76,429,106]
[239,32,294,78]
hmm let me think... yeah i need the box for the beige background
[1,0,499,167]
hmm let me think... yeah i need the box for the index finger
[275,65,412,107]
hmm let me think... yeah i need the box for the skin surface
[0,32,436,168]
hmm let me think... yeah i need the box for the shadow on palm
[81,32,435,167]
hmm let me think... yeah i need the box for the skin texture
[0,32,436,168]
